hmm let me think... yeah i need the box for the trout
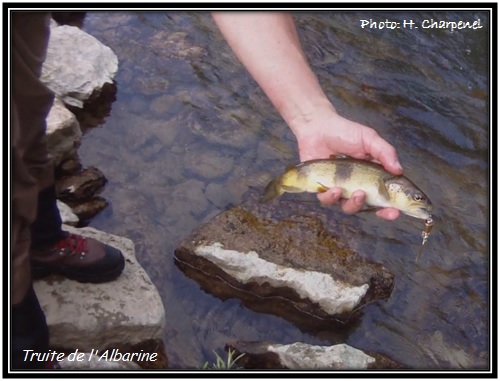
[261,158,433,220]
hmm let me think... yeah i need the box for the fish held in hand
[261,158,433,221]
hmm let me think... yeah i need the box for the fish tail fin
[259,179,284,203]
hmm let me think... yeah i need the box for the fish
[260,158,433,221]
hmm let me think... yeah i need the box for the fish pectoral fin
[359,205,380,212]
[378,179,391,200]
[316,182,330,193]
[260,179,283,202]
[281,184,305,193]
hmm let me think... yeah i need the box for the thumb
[366,133,403,175]
[379,148,403,175]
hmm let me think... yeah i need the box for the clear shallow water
[76,11,489,369]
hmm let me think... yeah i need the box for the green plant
[201,348,245,370]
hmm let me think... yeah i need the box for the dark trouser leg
[11,11,54,370]
[11,11,54,302]
[30,185,64,248]
[11,284,49,369]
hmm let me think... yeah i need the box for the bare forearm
[213,12,402,219]
[212,12,334,133]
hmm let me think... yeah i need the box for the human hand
[291,105,403,220]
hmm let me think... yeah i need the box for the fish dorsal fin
[329,154,348,160]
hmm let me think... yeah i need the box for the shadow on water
[75,11,489,369]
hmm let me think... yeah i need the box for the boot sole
[31,260,125,283]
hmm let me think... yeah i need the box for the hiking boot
[30,232,125,283]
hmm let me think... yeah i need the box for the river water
[75,11,490,369]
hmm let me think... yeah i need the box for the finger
[340,190,366,214]
[317,187,343,205]
[375,208,400,220]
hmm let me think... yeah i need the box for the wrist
[287,99,338,139]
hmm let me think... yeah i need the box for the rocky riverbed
[36,10,489,372]
[38,14,404,370]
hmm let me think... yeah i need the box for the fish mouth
[405,207,433,220]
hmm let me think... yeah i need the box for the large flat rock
[174,190,394,330]
[34,225,166,361]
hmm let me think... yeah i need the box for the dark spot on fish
[333,163,353,184]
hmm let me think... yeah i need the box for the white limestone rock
[267,342,376,370]
[195,242,369,316]
[45,97,82,167]
[33,225,166,351]
[56,200,79,226]
[41,22,118,108]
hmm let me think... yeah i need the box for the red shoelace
[54,234,88,256]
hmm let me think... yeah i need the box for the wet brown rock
[174,190,394,331]
[65,196,108,223]
[56,153,83,177]
[56,167,107,202]
[67,82,117,132]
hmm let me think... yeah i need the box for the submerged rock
[184,150,234,180]
[174,190,394,330]
[148,30,205,60]
[226,341,404,370]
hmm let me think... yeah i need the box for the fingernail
[353,194,363,204]
[394,161,403,172]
